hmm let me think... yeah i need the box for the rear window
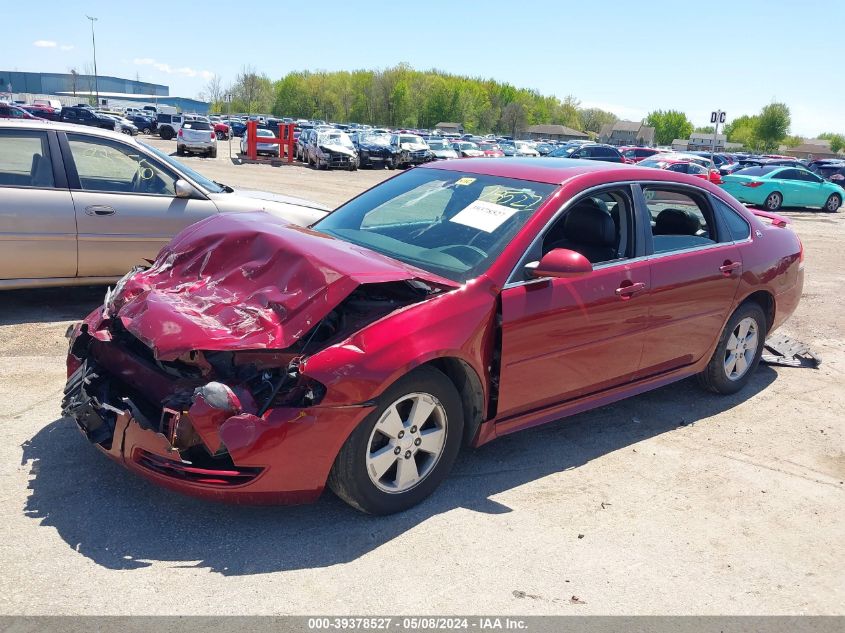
[183,121,211,130]
[734,166,779,177]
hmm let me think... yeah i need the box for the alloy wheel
[766,193,781,210]
[826,195,841,212]
[723,317,759,381]
[365,392,447,494]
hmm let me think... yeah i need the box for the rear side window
[0,130,55,188]
[183,121,211,130]
[713,198,751,241]
[642,187,716,253]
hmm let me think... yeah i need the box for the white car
[514,141,540,157]
[391,133,432,166]
[177,120,217,157]
[427,139,459,160]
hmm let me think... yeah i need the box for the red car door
[497,187,650,420]
[635,186,742,378]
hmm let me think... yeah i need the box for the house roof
[526,124,588,137]
[435,122,462,128]
[612,120,643,133]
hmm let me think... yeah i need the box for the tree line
[202,64,618,136]
[200,65,842,152]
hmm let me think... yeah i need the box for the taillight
[177,129,183,137]
[741,180,765,188]
[210,132,215,141]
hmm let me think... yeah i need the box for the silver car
[240,128,280,157]
[0,120,328,290]
[177,120,217,157]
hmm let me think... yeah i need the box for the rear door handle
[719,261,742,275]
[85,205,116,216]
[615,281,647,297]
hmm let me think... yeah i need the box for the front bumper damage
[62,317,374,505]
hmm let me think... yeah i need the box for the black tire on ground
[142,127,151,135]
[216,131,225,140]
[764,191,782,211]
[328,365,464,515]
[387,158,396,170]
[824,193,841,213]
[176,145,184,156]
[697,301,767,395]
[160,127,174,140]
[209,147,217,158]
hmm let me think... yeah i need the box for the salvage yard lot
[1,143,843,615]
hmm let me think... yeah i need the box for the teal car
[721,165,844,212]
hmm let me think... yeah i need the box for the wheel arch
[422,357,485,447]
[739,290,775,333]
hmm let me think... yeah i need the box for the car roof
[0,118,140,143]
[416,156,722,187]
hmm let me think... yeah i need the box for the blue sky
[6,0,843,136]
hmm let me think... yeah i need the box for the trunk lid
[109,212,457,360]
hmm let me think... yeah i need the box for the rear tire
[764,191,782,211]
[824,193,841,213]
[216,131,225,140]
[697,302,767,395]
[160,127,174,140]
[209,147,217,158]
[328,366,463,515]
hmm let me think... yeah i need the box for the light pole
[86,15,99,106]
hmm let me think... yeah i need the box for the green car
[721,165,844,212]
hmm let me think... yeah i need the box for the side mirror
[525,248,593,279]
[174,179,196,199]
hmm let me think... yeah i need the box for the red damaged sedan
[63,158,804,514]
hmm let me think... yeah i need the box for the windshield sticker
[455,177,476,186]
[482,186,544,210]
[450,200,519,233]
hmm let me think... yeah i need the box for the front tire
[764,191,782,211]
[824,193,841,213]
[328,366,464,515]
[697,302,767,395]
[216,130,225,140]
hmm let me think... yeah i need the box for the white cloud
[33,40,57,48]
[133,57,213,79]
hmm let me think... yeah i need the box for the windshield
[639,160,669,169]
[313,168,557,283]
[139,141,224,193]
[428,141,449,150]
[318,132,354,147]
[400,135,424,145]
[548,146,577,157]
[256,129,275,137]
[361,133,392,146]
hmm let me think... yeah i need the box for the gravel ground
[1,139,842,615]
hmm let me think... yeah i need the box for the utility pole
[86,15,99,106]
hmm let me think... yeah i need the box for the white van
[32,98,62,110]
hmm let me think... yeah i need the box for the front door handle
[719,261,742,275]
[615,281,647,298]
[85,205,116,216]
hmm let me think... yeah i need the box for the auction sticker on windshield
[450,200,518,233]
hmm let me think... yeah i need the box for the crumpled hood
[109,212,456,360]
[320,143,356,157]
[400,142,427,151]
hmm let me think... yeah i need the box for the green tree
[818,132,845,153]
[694,126,715,134]
[645,109,694,145]
[579,107,617,134]
[724,114,760,150]
[756,102,791,152]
